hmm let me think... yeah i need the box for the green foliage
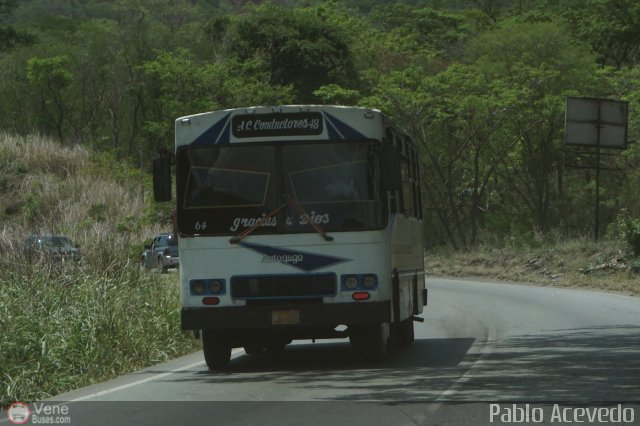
[85,150,145,185]
[0,260,198,404]
[116,215,142,234]
[369,4,470,57]
[26,55,73,139]
[87,203,107,223]
[0,0,639,249]
[22,192,40,223]
[535,0,640,68]
[0,133,199,404]
[313,84,361,105]
[225,2,359,102]
[26,55,73,88]
[617,210,640,256]
[0,25,36,51]
[141,49,294,146]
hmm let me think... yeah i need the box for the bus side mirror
[153,157,172,202]
[382,145,401,192]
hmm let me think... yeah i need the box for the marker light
[202,297,220,305]
[352,292,370,301]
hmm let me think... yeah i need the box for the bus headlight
[190,279,225,295]
[209,280,223,294]
[191,280,206,295]
[344,276,359,290]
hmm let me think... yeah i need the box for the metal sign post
[564,97,628,242]
[595,112,601,241]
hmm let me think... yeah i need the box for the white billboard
[565,97,628,149]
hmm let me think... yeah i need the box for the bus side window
[410,147,422,219]
[384,128,401,214]
[400,136,413,217]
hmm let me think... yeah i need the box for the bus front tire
[243,344,264,355]
[201,330,231,370]
[397,318,415,347]
[352,322,390,362]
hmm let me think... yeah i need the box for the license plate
[271,309,300,325]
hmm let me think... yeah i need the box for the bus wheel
[361,322,390,362]
[243,344,264,355]
[397,318,415,347]
[265,340,288,353]
[201,330,231,370]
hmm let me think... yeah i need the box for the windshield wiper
[284,193,334,242]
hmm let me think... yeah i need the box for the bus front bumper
[181,301,391,331]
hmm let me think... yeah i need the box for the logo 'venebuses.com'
[7,402,31,425]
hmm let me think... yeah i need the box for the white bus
[153,105,427,369]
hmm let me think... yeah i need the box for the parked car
[23,235,80,262]
[142,233,179,273]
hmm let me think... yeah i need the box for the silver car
[142,233,179,273]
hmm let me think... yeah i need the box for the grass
[0,133,198,406]
[0,258,198,405]
[426,237,640,296]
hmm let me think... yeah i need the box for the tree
[0,0,35,51]
[0,26,36,51]
[470,20,600,234]
[26,55,73,140]
[141,49,294,148]
[532,0,640,69]
[225,2,358,102]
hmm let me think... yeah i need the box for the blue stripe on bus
[215,117,231,144]
[190,112,232,145]
[323,112,367,139]
[238,241,351,272]
[325,118,343,139]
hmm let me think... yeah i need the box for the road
[45,278,640,425]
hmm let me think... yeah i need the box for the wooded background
[1,0,639,250]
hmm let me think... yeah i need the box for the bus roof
[174,105,386,147]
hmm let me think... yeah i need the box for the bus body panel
[164,105,426,365]
[179,231,392,309]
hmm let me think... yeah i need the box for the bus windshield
[176,141,385,236]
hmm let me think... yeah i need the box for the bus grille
[231,274,336,299]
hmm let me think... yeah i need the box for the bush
[0,133,195,406]
[617,211,640,256]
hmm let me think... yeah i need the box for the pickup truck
[142,233,179,273]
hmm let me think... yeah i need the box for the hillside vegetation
[0,133,197,406]
[1,131,637,405]
[426,239,640,296]
[1,0,640,247]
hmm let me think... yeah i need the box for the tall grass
[0,255,197,405]
[0,133,197,406]
[426,236,640,294]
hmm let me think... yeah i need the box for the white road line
[70,349,243,401]
[429,324,497,411]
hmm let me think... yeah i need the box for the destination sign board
[232,112,323,138]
